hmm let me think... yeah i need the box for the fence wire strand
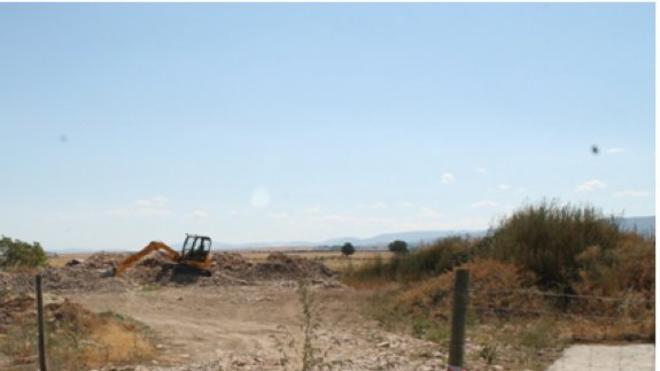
[475,288,655,304]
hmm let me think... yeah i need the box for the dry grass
[394,259,539,316]
[240,250,392,272]
[84,316,156,365]
[47,254,91,268]
[0,298,157,370]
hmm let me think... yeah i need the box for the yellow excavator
[112,234,214,276]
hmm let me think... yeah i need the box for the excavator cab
[112,234,214,277]
[181,234,212,262]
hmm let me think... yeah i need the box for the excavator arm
[113,241,181,276]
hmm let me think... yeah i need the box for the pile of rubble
[0,251,337,295]
[123,251,336,287]
[254,253,335,280]
[0,294,100,333]
[0,262,128,296]
[0,294,34,333]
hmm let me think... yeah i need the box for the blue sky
[0,4,655,250]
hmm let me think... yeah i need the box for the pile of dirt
[0,251,337,295]
[81,252,124,269]
[122,252,337,287]
[0,252,128,295]
[0,271,35,294]
[254,252,335,280]
[212,252,254,273]
[0,294,34,332]
[41,252,127,293]
[0,294,106,332]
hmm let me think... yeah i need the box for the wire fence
[468,288,654,321]
[452,283,655,371]
[298,256,655,370]
[477,289,655,304]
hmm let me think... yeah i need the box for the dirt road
[75,284,446,370]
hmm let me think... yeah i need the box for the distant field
[239,250,391,272]
[48,250,391,272]
[48,253,94,268]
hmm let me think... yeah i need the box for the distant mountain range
[615,216,655,236]
[49,216,654,253]
[209,229,486,251]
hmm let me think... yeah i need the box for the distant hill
[202,229,485,251]
[614,216,655,236]
[316,229,486,249]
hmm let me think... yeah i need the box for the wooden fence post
[35,273,47,371]
[448,268,470,371]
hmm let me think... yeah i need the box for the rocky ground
[0,251,337,296]
[77,285,448,371]
[0,252,460,370]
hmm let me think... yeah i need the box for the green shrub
[0,236,47,269]
[488,201,621,289]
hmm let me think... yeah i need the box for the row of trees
[340,239,409,256]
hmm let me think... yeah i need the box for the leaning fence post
[448,268,470,371]
[35,273,47,371]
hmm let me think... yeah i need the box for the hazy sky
[0,4,654,249]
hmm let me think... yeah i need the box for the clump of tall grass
[486,201,622,290]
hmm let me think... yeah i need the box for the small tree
[388,240,408,255]
[0,236,47,269]
[341,242,356,257]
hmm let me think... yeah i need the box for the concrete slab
[547,344,654,371]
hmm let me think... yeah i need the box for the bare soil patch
[74,285,447,371]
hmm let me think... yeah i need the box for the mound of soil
[0,252,128,295]
[254,252,335,280]
[42,252,128,292]
[0,295,107,332]
[0,251,337,295]
[119,251,337,288]
[213,252,254,272]
[0,295,34,332]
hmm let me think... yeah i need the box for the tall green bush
[488,201,621,289]
[0,236,47,269]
